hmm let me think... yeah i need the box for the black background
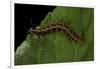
[15,3,56,51]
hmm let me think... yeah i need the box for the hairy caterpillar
[29,22,83,43]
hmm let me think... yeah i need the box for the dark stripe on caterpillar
[29,23,82,43]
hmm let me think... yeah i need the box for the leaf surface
[15,6,94,65]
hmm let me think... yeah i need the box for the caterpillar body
[29,22,83,43]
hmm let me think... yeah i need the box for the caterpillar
[29,22,83,43]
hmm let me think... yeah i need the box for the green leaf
[15,6,94,65]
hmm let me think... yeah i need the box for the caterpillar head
[28,28,33,34]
